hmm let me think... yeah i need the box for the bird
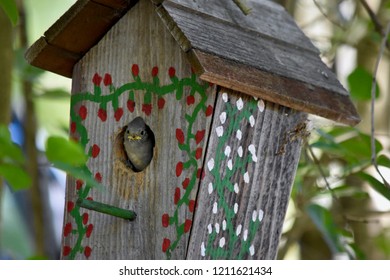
[123,117,155,172]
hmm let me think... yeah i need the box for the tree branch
[370,21,390,190]
[232,0,252,15]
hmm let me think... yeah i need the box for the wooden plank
[160,1,348,97]
[187,88,307,259]
[24,37,80,78]
[92,0,137,10]
[165,0,318,54]
[62,0,216,260]
[188,49,360,126]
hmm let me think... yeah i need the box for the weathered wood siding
[188,88,307,259]
[63,0,215,259]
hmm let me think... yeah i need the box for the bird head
[125,117,148,142]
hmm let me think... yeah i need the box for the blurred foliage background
[0,0,389,259]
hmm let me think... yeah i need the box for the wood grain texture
[187,88,307,259]
[160,0,347,97]
[188,49,360,126]
[63,0,215,259]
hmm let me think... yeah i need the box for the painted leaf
[347,67,380,101]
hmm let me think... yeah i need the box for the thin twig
[370,21,390,190]
[312,0,345,30]
[359,0,390,50]
[232,0,252,15]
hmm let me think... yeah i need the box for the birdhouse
[26,0,359,260]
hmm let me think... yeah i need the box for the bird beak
[128,135,142,141]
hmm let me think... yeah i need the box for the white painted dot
[219,237,225,248]
[248,144,257,162]
[208,224,212,234]
[258,99,265,112]
[212,202,218,214]
[252,210,257,222]
[216,126,224,137]
[234,183,239,194]
[201,242,206,256]
[243,229,248,241]
[236,98,244,110]
[208,182,213,194]
[249,245,255,256]
[236,224,242,236]
[227,159,233,170]
[215,223,220,233]
[224,146,231,157]
[219,112,227,124]
[207,158,214,171]
[258,209,264,222]
[222,92,228,102]
[249,115,255,127]
[244,172,250,183]
[238,146,243,157]
[234,203,239,214]
[236,129,242,140]
[222,220,227,231]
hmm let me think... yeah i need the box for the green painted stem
[77,199,137,221]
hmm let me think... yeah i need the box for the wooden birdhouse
[26,0,359,260]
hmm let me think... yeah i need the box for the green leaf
[0,0,18,25]
[347,67,380,101]
[307,204,345,254]
[35,88,70,100]
[45,136,87,166]
[53,162,104,191]
[358,172,390,201]
[377,154,390,168]
[327,185,369,199]
[338,132,382,163]
[0,125,24,163]
[0,164,31,191]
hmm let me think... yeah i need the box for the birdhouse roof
[25,0,360,125]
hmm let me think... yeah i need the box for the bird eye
[140,130,145,136]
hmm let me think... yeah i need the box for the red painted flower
[152,66,159,77]
[67,201,74,213]
[63,246,72,257]
[157,97,165,109]
[196,168,205,179]
[103,73,112,86]
[189,200,196,213]
[64,223,72,237]
[184,219,192,233]
[127,100,135,112]
[162,238,171,253]
[86,224,93,238]
[168,67,176,78]
[70,122,76,134]
[176,161,183,177]
[132,64,139,76]
[91,144,100,158]
[84,246,92,258]
[78,105,87,120]
[162,214,170,227]
[205,105,213,117]
[82,213,89,225]
[186,95,195,105]
[114,108,124,121]
[97,108,107,122]
[195,147,202,160]
[92,73,102,86]
[95,172,102,183]
[195,130,205,144]
[174,187,181,205]
[182,178,190,189]
[142,104,152,116]
[76,179,84,190]
[87,197,93,201]
[176,128,185,144]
